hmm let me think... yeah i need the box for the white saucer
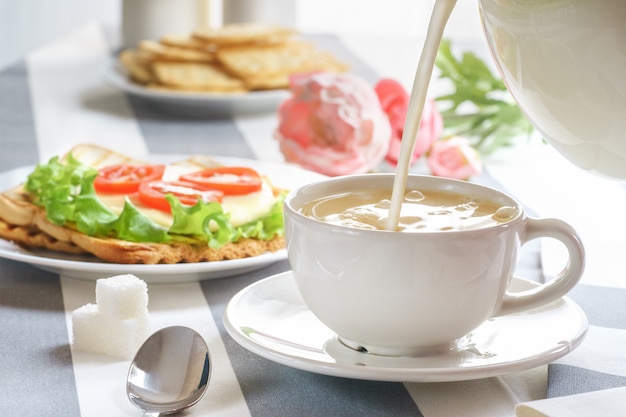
[224,271,588,382]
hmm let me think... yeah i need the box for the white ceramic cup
[283,174,585,356]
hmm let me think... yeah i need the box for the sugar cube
[95,274,148,319]
[71,274,150,359]
[72,304,105,354]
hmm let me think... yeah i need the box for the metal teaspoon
[127,326,211,416]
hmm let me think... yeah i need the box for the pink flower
[374,78,443,166]
[427,136,482,180]
[274,72,392,176]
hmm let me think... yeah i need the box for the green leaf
[237,191,286,241]
[24,156,286,247]
[94,199,171,243]
[25,155,116,227]
[434,38,535,155]
[167,195,237,248]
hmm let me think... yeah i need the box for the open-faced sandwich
[0,144,286,264]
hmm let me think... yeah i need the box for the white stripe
[27,23,251,417]
[405,367,547,417]
[516,386,626,417]
[62,277,251,417]
[26,23,149,162]
[234,113,285,163]
[553,325,626,377]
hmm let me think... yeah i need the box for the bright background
[0,0,484,70]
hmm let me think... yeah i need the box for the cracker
[160,32,216,51]
[145,83,245,95]
[119,23,348,93]
[193,22,296,46]
[243,74,291,90]
[118,49,155,84]
[138,40,215,63]
[152,61,246,92]
[216,40,349,89]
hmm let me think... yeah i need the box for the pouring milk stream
[387,0,457,231]
[388,0,626,230]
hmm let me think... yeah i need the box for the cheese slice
[95,164,278,228]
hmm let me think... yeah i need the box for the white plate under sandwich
[0,156,325,283]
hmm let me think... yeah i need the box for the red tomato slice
[180,167,262,195]
[138,180,224,213]
[94,164,166,194]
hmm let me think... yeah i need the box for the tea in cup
[283,174,585,356]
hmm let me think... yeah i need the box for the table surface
[1,23,626,417]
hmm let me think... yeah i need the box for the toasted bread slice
[0,144,285,264]
[0,215,86,254]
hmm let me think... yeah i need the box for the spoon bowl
[127,326,211,415]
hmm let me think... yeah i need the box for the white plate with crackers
[104,65,290,114]
[105,23,348,114]
[0,157,326,283]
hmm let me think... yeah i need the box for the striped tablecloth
[1,24,625,417]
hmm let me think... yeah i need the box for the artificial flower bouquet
[274,39,533,181]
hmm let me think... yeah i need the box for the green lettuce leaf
[237,191,286,240]
[26,155,115,227]
[24,155,285,248]
[167,195,237,248]
[92,199,171,243]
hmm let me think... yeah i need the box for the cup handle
[496,218,585,316]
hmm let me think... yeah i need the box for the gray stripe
[547,365,626,398]
[127,95,256,159]
[0,260,80,417]
[545,285,626,396]
[566,284,626,329]
[0,61,40,168]
[201,260,424,417]
[0,60,78,416]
